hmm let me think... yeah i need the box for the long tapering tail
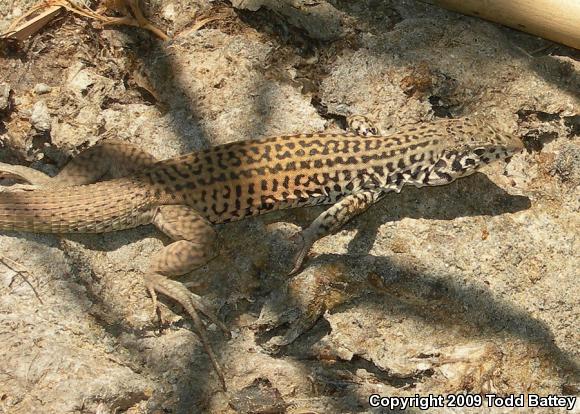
[0,178,155,233]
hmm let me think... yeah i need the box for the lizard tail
[0,179,155,233]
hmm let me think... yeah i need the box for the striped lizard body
[0,117,524,387]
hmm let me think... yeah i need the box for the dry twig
[0,255,44,304]
[1,0,169,42]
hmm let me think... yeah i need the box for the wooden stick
[1,5,62,41]
[420,0,580,50]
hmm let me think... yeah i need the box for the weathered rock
[553,140,580,186]
[232,0,347,41]
[0,82,10,112]
[30,100,51,132]
[229,378,287,414]
[0,0,578,413]
[33,83,52,95]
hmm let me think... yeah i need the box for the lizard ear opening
[433,158,447,169]
[430,150,483,183]
[422,152,455,186]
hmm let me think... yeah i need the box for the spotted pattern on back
[138,118,521,224]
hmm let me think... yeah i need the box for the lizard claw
[288,231,311,275]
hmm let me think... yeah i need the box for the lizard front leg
[0,140,157,188]
[145,205,229,388]
[290,189,384,274]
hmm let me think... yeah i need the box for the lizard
[0,117,524,388]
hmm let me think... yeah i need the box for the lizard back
[141,118,492,224]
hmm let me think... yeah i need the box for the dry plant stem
[175,16,224,38]
[122,0,169,41]
[2,0,169,41]
[0,255,44,304]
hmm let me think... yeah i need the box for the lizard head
[424,119,524,186]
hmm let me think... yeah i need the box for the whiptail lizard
[0,117,524,388]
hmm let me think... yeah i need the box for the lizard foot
[144,272,230,390]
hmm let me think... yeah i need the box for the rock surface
[0,1,578,413]
[0,83,10,112]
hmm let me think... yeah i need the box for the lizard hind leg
[144,205,229,388]
[50,140,158,186]
[0,140,158,188]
